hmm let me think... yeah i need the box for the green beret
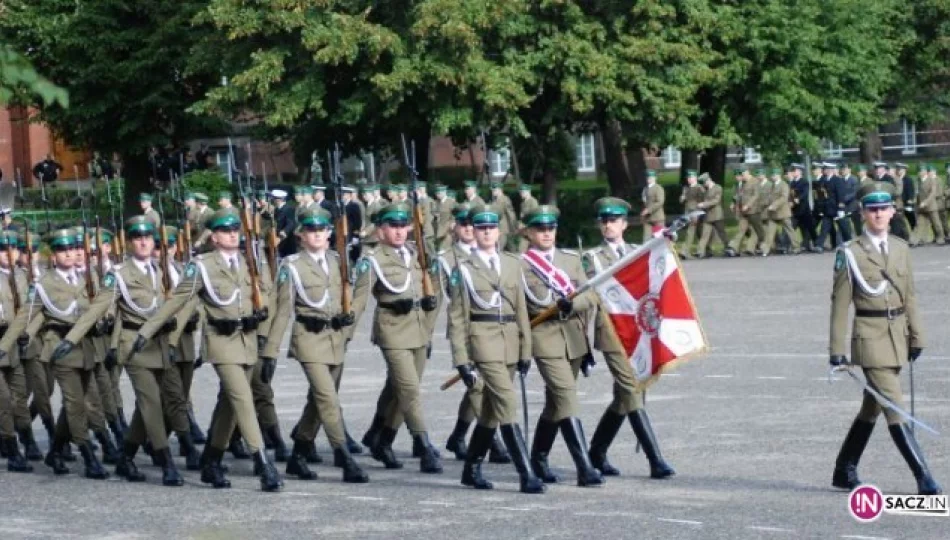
[469,204,499,226]
[452,202,473,223]
[858,182,895,208]
[594,197,631,218]
[207,208,242,230]
[377,202,411,225]
[297,208,333,232]
[0,231,18,248]
[48,228,78,249]
[126,216,155,236]
[139,193,153,202]
[525,204,560,227]
[217,191,233,202]
[194,192,209,203]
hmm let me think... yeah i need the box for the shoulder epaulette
[285,253,300,262]
[559,249,579,257]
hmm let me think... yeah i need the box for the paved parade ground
[1,247,948,540]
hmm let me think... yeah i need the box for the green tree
[0,43,68,107]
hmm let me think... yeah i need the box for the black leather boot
[253,450,284,492]
[410,427,442,459]
[445,418,471,460]
[18,428,43,461]
[589,410,624,476]
[4,436,32,473]
[500,424,545,494]
[44,430,70,475]
[342,419,363,454]
[832,418,874,490]
[79,440,110,480]
[61,443,77,462]
[143,440,160,466]
[286,439,318,480]
[559,417,604,487]
[94,429,120,465]
[629,410,675,479]
[361,414,384,448]
[461,425,494,490]
[530,418,561,483]
[370,426,403,469]
[488,433,512,464]
[199,446,231,488]
[115,442,146,482]
[413,432,443,474]
[177,431,201,471]
[889,423,943,495]
[108,418,125,449]
[262,423,275,450]
[154,447,183,487]
[228,430,251,459]
[289,424,323,463]
[266,424,289,463]
[187,406,206,445]
[334,446,369,483]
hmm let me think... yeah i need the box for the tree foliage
[0,43,69,107]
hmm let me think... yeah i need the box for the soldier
[0,231,33,472]
[640,170,665,243]
[726,169,765,256]
[761,167,800,255]
[678,170,705,259]
[295,185,316,220]
[413,182,435,255]
[489,181,517,251]
[13,232,47,459]
[218,191,234,210]
[463,180,485,207]
[190,193,214,251]
[342,185,364,264]
[361,184,382,249]
[838,163,862,238]
[52,217,185,485]
[433,184,456,251]
[829,183,941,496]
[825,162,853,244]
[788,164,816,251]
[520,205,603,487]
[873,162,913,243]
[32,154,63,183]
[129,208,283,492]
[937,165,950,242]
[896,163,918,231]
[350,202,443,473]
[446,204,545,494]
[139,193,161,229]
[271,189,297,257]
[517,184,539,253]
[580,198,675,479]
[914,164,944,245]
[261,208,369,483]
[695,174,728,257]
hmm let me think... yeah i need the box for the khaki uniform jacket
[351,244,433,350]
[756,179,772,215]
[830,235,923,368]
[66,260,167,369]
[19,269,95,369]
[448,252,531,367]
[520,249,595,359]
[437,242,474,298]
[0,268,29,367]
[143,208,161,229]
[697,183,724,222]
[740,179,761,216]
[362,198,384,245]
[436,197,457,241]
[491,194,518,237]
[466,195,486,208]
[642,184,665,224]
[167,260,200,363]
[581,242,634,355]
[137,252,263,366]
[917,177,938,212]
[681,184,705,212]
[767,180,792,220]
[264,251,346,365]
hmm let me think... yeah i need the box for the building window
[576,133,596,173]
[823,140,844,158]
[743,147,763,164]
[901,118,918,155]
[662,146,682,168]
[489,144,511,177]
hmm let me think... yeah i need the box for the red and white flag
[593,239,707,384]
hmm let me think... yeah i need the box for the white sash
[282,260,330,309]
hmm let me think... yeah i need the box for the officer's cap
[895,162,908,170]
[754,168,765,176]
[518,183,533,192]
[155,225,178,244]
[838,163,851,170]
[453,203,473,224]
[733,168,745,176]
[48,228,79,249]
[873,161,888,169]
[194,192,209,203]
[524,205,560,227]
[139,193,153,202]
[790,163,804,171]
[341,185,356,194]
[361,184,378,193]
[95,229,114,244]
[594,197,631,219]
[463,180,478,188]
[699,172,712,183]
[822,162,836,170]
[126,216,155,237]
[207,208,242,231]
[770,167,782,175]
[313,184,327,192]
[646,170,657,179]
[297,208,333,232]
[469,204,500,227]
[377,202,411,226]
[184,192,196,201]
[446,189,458,199]
[391,184,407,193]
[433,184,447,193]
[686,169,697,177]
[297,185,314,195]
[858,182,895,209]
[856,164,868,172]
[489,181,503,189]
[271,189,288,199]
[17,231,39,252]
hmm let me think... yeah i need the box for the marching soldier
[14,232,47,460]
[581,198,675,479]
[873,162,913,243]
[695,173,728,257]
[139,193,161,229]
[447,204,545,494]
[914,164,944,245]
[520,205,604,487]
[350,202,443,474]
[826,162,853,244]
[271,190,297,257]
[789,164,817,251]
[463,180,485,207]
[838,163,862,238]
[640,170,665,243]
[489,181,517,251]
[896,163,917,231]
[726,169,765,256]
[360,184,383,249]
[678,170,705,258]
[413,182,436,255]
[829,183,941,496]
[433,184,456,251]
[295,185,316,220]
[517,184,539,252]
[130,208,283,492]
[0,231,33,472]
[261,208,369,483]
[762,167,800,255]
[190,193,214,251]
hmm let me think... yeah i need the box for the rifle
[6,237,20,314]
[261,161,277,280]
[239,193,266,314]
[156,189,173,298]
[37,173,53,268]
[80,203,96,301]
[95,216,105,283]
[400,134,434,298]
[330,144,351,313]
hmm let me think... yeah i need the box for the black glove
[909,347,923,362]
[131,334,147,354]
[94,318,109,336]
[168,346,178,364]
[16,333,29,348]
[829,354,847,367]
[456,364,477,389]
[557,297,573,317]
[260,357,277,384]
[194,356,204,369]
[331,312,355,330]
[581,353,597,377]
[517,358,531,376]
[257,335,267,351]
[51,340,75,364]
[104,348,117,371]
[420,295,438,312]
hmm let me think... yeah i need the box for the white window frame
[576,133,596,173]
[901,118,918,155]
[743,147,763,164]
[215,150,235,182]
[489,143,511,177]
[662,146,682,168]
[822,140,844,158]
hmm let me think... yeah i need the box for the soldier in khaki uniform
[695,174,728,257]
[914,164,944,245]
[678,170,705,258]
[361,184,384,249]
[939,165,950,242]
[0,231,33,472]
[520,205,603,487]
[640,170,665,243]
[261,208,369,483]
[463,180,486,207]
[447,204,544,494]
[139,193,161,229]
[351,202,443,473]
[829,183,941,496]
[763,167,800,255]
[489,181,518,251]
[581,198,675,480]
[433,184,456,251]
[132,208,283,492]
[727,170,766,256]
[517,184,539,253]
